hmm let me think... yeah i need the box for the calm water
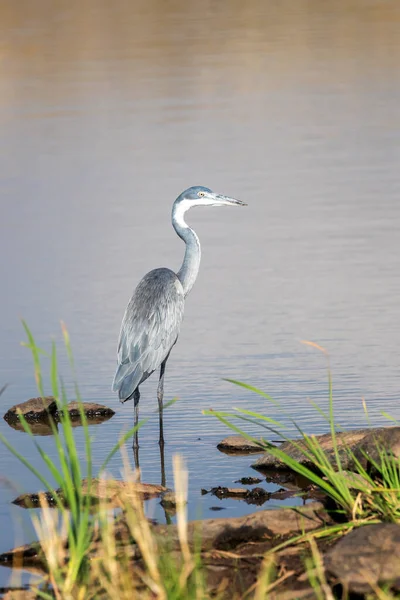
[1,0,400,587]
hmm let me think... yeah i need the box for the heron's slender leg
[159,431,166,488]
[157,358,168,448]
[133,388,140,471]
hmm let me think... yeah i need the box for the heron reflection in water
[112,186,246,482]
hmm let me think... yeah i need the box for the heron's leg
[157,358,168,447]
[133,388,140,470]
[159,431,166,488]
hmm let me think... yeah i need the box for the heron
[112,186,246,454]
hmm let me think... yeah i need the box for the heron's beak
[210,193,247,207]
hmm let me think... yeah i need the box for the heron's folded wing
[112,269,185,395]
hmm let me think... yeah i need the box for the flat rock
[325,523,400,593]
[12,478,166,509]
[252,426,396,471]
[3,397,57,421]
[217,435,266,454]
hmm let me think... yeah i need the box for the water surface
[1,0,400,588]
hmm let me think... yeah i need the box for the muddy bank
[2,502,400,598]
[0,503,329,590]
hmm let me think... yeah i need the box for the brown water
[1,0,400,587]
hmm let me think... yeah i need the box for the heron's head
[174,186,247,210]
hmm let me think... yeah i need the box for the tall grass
[205,342,400,524]
[0,324,209,599]
[0,323,140,598]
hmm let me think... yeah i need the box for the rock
[217,435,266,454]
[234,476,262,485]
[3,397,115,429]
[154,502,330,550]
[325,523,400,593]
[327,470,373,492]
[252,426,397,471]
[12,478,166,509]
[0,541,45,571]
[268,488,303,501]
[54,402,115,420]
[160,491,185,516]
[4,397,57,422]
[160,491,180,509]
[353,427,400,469]
[205,486,271,505]
[208,487,250,498]
[264,470,311,488]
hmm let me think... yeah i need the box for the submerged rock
[3,397,115,430]
[234,476,262,485]
[204,486,251,498]
[159,491,180,509]
[252,426,399,471]
[217,435,266,454]
[325,523,400,593]
[12,478,166,509]
[203,484,316,505]
[0,540,45,571]
[54,401,115,420]
[4,397,57,422]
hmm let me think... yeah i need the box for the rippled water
[1,0,400,587]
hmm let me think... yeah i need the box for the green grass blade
[21,320,46,396]
[99,421,148,474]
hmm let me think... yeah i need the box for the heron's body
[113,268,184,400]
[112,185,246,447]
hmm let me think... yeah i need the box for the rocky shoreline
[2,414,400,598]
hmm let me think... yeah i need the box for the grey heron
[112,186,246,451]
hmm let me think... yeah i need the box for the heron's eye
[198,191,205,197]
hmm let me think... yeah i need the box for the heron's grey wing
[112,269,184,401]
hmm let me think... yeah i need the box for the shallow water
[1,0,400,587]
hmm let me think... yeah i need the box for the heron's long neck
[172,203,201,297]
